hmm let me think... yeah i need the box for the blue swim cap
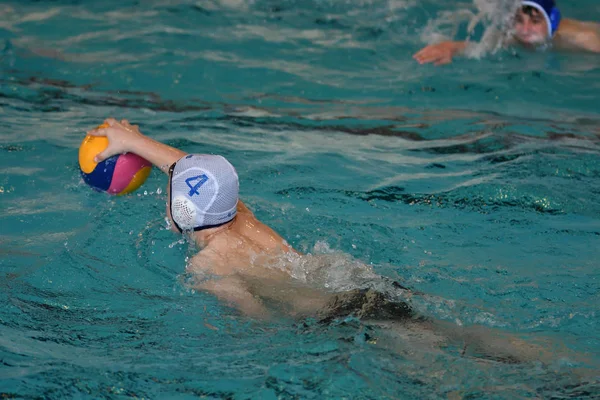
[521,0,562,37]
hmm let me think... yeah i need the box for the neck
[192,217,236,246]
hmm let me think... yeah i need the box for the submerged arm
[188,251,270,319]
[197,275,270,319]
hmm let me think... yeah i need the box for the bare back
[187,201,298,279]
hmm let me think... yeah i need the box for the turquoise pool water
[1,0,599,398]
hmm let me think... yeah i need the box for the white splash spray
[420,0,521,58]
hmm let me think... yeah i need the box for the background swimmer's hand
[87,118,143,162]
[413,41,467,66]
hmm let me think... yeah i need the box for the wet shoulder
[233,212,293,254]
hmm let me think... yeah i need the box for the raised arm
[87,118,187,174]
[88,118,256,214]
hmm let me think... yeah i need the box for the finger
[421,49,441,60]
[94,148,111,163]
[105,118,119,127]
[119,120,137,133]
[434,57,452,66]
[413,49,430,61]
[413,45,432,59]
[87,119,115,136]
[414,49,440,63]
[87,127,107,136]
[108,118,133,133]
[417,52,441,64]
[93,141,119,163]
[415,56,433,64]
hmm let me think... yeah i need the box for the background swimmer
[414,0,600,66]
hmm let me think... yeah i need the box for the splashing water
[421,0,521,58]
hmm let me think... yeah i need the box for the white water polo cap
[169,154,239,231]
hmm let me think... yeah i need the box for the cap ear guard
[549,6,561,36]
[171,195,199,231]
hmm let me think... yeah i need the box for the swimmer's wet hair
[521,5,543,17]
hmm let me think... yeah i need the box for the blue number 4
[186,174,208,196]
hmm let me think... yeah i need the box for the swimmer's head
[167,154,239,233]
[514,1,561,45]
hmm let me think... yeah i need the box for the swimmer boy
[89,118,345,319]
[88,118,581,365]
[414,0,600,66]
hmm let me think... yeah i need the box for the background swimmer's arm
[88,118,187,174]
[573,28,600,52]
[413,41,468,66]
[197,276,270,319]
[555,19,600,53]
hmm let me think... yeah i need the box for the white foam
[420,0,521,59]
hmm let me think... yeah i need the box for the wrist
[125,131,150,154]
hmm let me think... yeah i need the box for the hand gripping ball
[79,123,152,195]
